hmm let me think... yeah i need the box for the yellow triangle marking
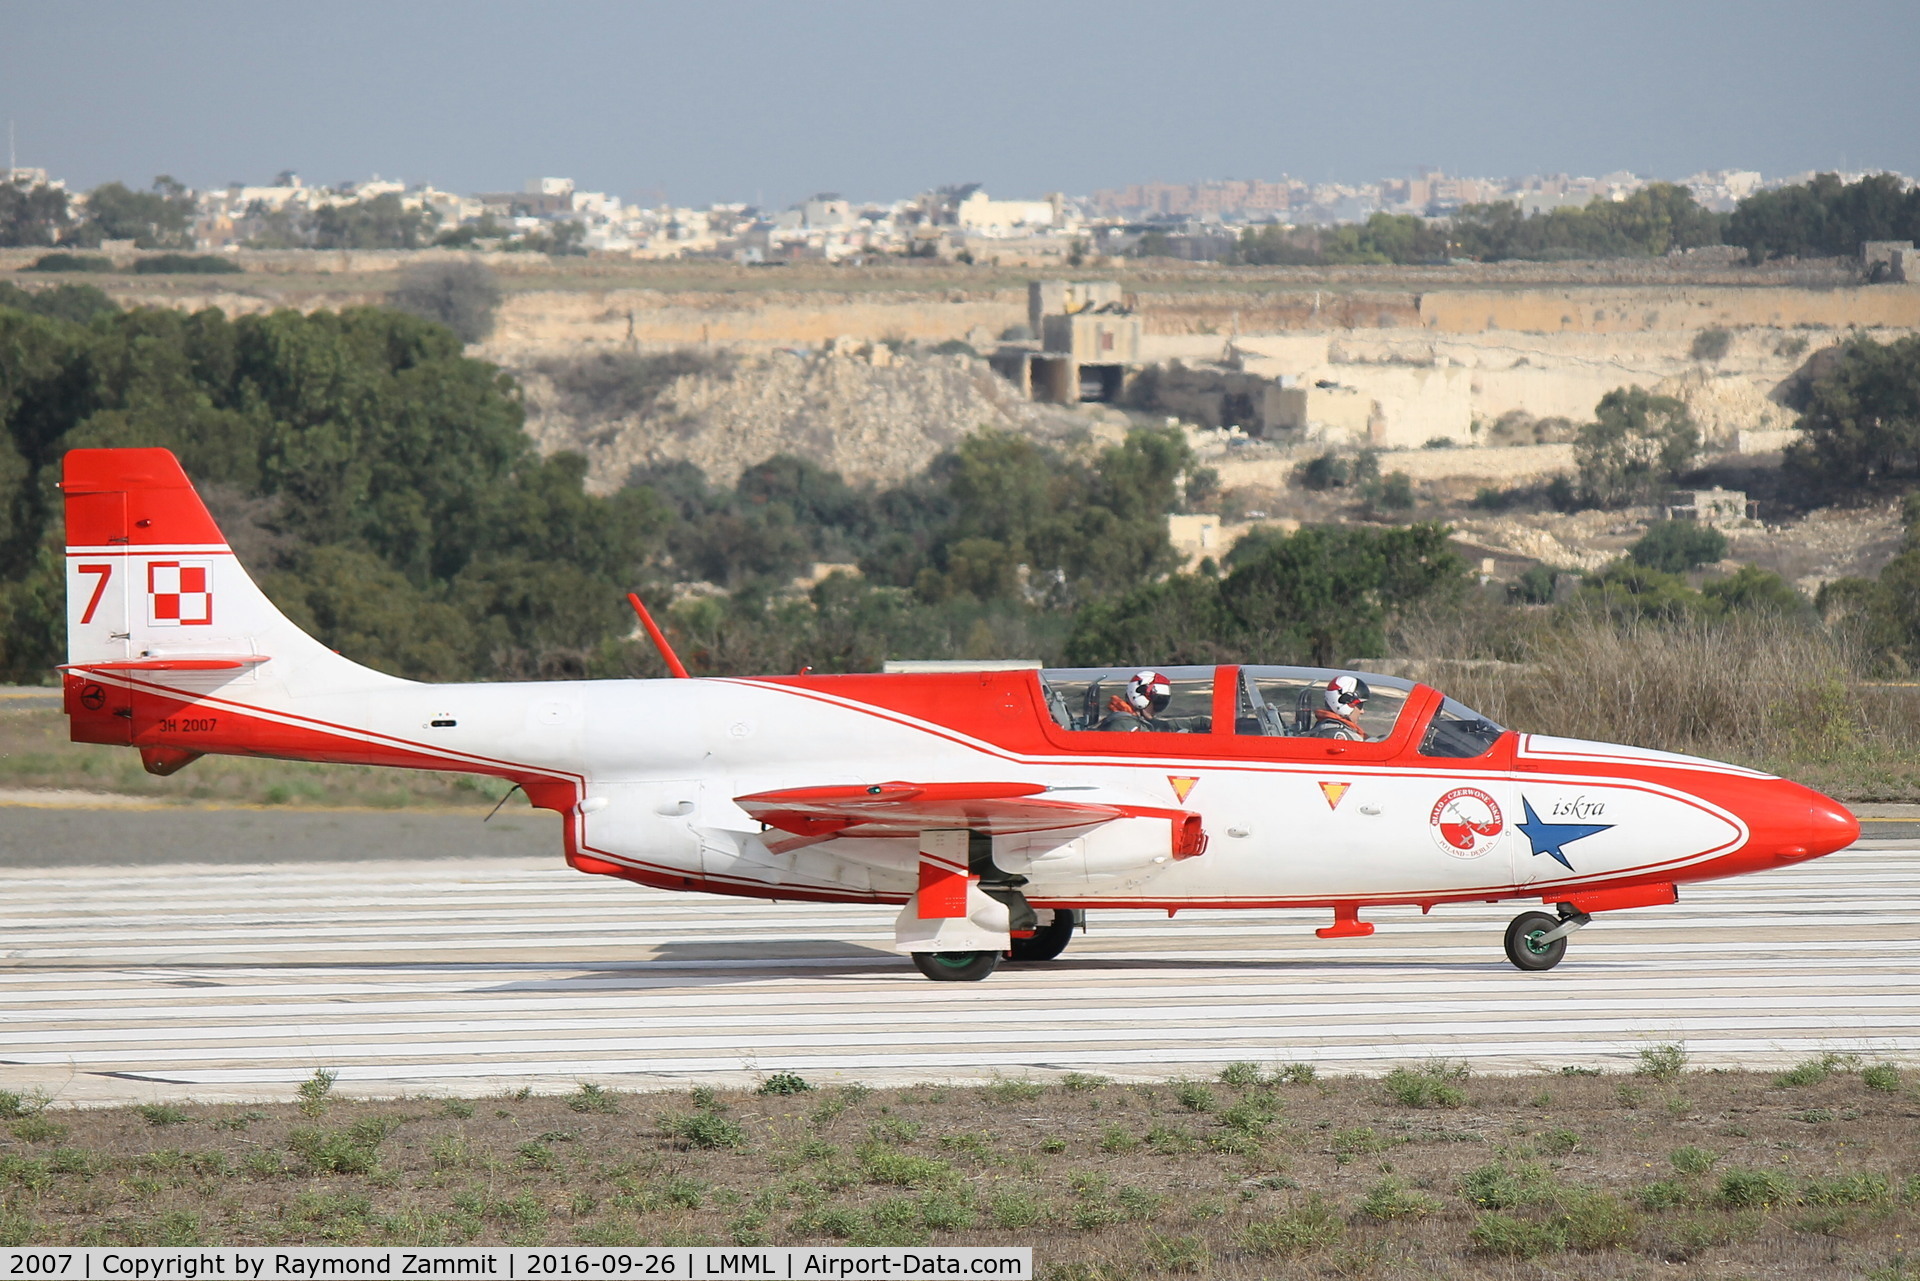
[1168,775,1198,803]
[1319,781,1351,810]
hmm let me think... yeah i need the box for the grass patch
[1241,1195,1344,1256]
[3,1065,1917,1264]
[664,1112,745,1151]
[1635,1042,1689,1081]
[1382,1061,1468,1108]
[757,1073,813,1096]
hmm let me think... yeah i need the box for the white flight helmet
[1126,670,1173,716]
[1324,674,1370,718]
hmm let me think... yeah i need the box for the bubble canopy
[1037,664,1505,758]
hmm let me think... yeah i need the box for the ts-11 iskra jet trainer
[59,448,1860,980]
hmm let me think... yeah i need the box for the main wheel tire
[1008,909,1080,962]
[1504,910,1568,971]
[910,950,1000,982]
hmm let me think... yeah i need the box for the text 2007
[158,717,218,733]
[10,1257,75,1276]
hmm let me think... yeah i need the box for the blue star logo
[1516,797,1612,870]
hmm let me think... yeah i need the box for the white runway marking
[2,847,1917,1103]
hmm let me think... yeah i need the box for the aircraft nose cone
[1806,796,1860,857]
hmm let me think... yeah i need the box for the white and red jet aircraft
[59,448,1860,980]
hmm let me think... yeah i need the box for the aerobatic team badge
[1318,781,1351,810]
[1168,776,1198,803]
[1430,786,1504,858]
[147,560,213,627]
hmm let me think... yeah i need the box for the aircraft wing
[734,781,1124,838]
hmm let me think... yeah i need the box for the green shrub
[1691,327,1733,362]
[1145,1123,1196,1155]
[1144,1233,1209,1274]
[1461,1162,1557,1210]
[25,253,114,273]
[1275,1063,1317,1085]
[297,1067,337,1115]
[1775,1056,1835,1087]
[48,1148,107,1179]
[1330,1126,1391,1159]
[985,1188,1046,1230]
[1359,1176,1441,1221]
[1060,1073,1108,1093]
[1540,1128,1581,1155]
[1863,1063,1901,1092]
[858,1147,955,1188]
[917,1190,975,1232]
[1638,1179,1691,1211]
[0,1093,28,1120]
[1470,1211,1568,1258]
[1383,1062,1468,1108]
[1098,1125,1139,1154]
[568,1082,620,1113]
[1634,1043,1689,1081]
[986,1079,1045,1103]
[1218,1062,1263,1086]
[1173,1082,1217,1113]
[287,1125,383,1175]
[869,1117,921,1144]
[1241,1196,1345,1255]
[10,1117,66,1144]
[1555,1188,1639,1249]
[517,1141,558,1172]
[665,1112,745,1151]
[1800,1173,1891,1205]
[1218,1098,1279,1137]
[1670,1145,1719,1176]
[757,1072,813,1096]
[1717,1168,1794,1208]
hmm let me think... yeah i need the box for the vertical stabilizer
[61,449,400,743]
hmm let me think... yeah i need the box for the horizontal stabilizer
[736,780,1123,838]
[62,656,270,672]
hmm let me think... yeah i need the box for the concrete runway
[3,802,1919,1105]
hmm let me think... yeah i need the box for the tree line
[3,287,1919,686]
[1228,174,1919,266]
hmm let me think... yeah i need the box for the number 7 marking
[78,563,113,624]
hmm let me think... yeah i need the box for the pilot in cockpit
[1098,670,1174,732]
[1310,675,1371,741]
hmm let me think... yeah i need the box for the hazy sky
[5,0,1916,208]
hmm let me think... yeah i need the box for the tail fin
[62,448,398,742]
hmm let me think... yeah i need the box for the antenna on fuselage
[626,591,690,679]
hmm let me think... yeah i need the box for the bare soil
[2,1061,1917,1277]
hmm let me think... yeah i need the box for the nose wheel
[1505,910,1570,971]
[910,950,1000,982]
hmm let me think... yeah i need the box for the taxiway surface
[2,805,1917,1105]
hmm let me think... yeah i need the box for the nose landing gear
[910,950,1001,982]
[1503,904,1591,971]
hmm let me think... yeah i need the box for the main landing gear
[908,910,1083,982]
[1503,904,1592,972]
[1010,909,1081,962]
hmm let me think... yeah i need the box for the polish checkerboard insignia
[147,560,213,626]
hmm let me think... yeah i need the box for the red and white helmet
[1126,670,1173,716]
[1324,675,1370,717]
